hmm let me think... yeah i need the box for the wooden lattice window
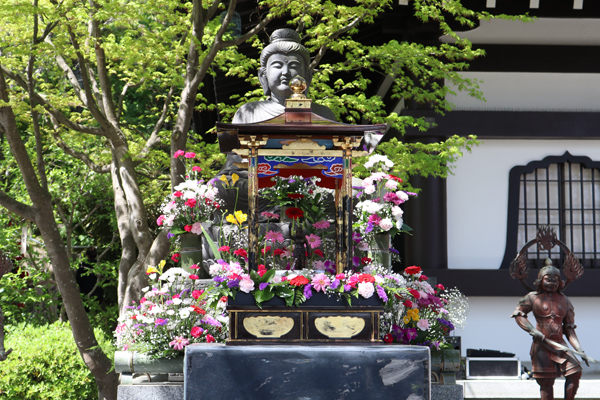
[501,152,600,269]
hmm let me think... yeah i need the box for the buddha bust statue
[232,28,336,123]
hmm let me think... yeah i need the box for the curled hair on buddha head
[534,259,564,293]
[259,28,312,96]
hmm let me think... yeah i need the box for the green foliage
[0,322,115,400]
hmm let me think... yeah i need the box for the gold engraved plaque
[314,316,365,338]
[243,316,294,338]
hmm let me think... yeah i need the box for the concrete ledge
[459,379,600,399]
[117,384,184,400]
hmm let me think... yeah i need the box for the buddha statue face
[258,28,312,105]
[260,52,306,104]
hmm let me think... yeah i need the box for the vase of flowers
[180,232,204,276]
[372,232,391,269]
[114,259,228,360]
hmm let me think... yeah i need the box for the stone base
[432,384,464,400]
[117,384,183,400]
[184,343,430,400]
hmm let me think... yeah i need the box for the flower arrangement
[354,154,415,240]
[114,260,228,359]
[156,150,222,237]
[205,261,467,349]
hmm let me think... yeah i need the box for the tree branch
[204,0,222,24]
[48,120,110,173]
[116,79,144,120]
[309,6,376,71]
[0,190,35,221]
[0,65,104,136]
[138,85,174,157]
[221,9,273,47]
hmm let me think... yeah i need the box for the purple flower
[201,315,222,327]
[365,223,374,234]
[352,186,365,190]
[288,179,296,183]
[437,318,455,331]
[406,192,418,196]
[352,256,360,267]
[125,306,136,309]
[165,300,173,306]
[376,285,388,302]
[213,276,225,283]
[344,284,352,292]
[352,232,362,243]
[227,279,240,288]
[259,282,269,291]
[217,259,227,265]
[167,232,175,239]
[405,328,418,341]
[330,279,340,290]
[389,247,399,255]
[303,284,313,300]
[154,318,168,327]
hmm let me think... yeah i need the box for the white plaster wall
[445,72,600,111]
[456,297,600,368]
[447,139,600,270]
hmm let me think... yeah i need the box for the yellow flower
[403,315,411,324]
[226,214,237,225]
[219,175,229,187]
[412,314,420,322]
[146,266,159,274]
[231,173,239,185]
[158,260,166,269]
[234,210,247,224]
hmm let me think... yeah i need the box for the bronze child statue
[290,226,311,270]
[512,261,593,400]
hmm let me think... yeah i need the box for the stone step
[459,378,600,399]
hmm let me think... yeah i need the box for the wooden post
[343,144,353,274]
[335,179,343,274]
[247,140,259,271]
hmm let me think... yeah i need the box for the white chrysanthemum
[362,201,382,214]
[183,298,193,305]
[209,263,223,277]
[141,286,150,292]
[392,206,404,218]
[172,298,182,305]
[179,309,191,319]
[160,267,190,280]
[396,191,409,202]
[379,218,393,231]
[166,309,175,315]
[149,305,164,315]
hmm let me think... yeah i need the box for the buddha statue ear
[258,67,270,96]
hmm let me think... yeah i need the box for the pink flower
[185,152,196,159]
[336,274,346,280]
[169,336,189,350]
[379,218,393,231]
[305,234,321,249]
[185,198,197,208]
[311,273,331,292]
[206,334,216,343]
[239,275,255,293]
[218,246,230,253]
[173,150,185,158]
[192,166,202,172]
[189,274,199,280]
[191,326,203,338]
[190,264,200,269]
[173,191,183,198]
[261,212,279,219]
[357,282,375,298]
[368,214,381,224]
[192,289,204,299]
[190,222,203,235]
[157,215,166,226]
[417,319,430,331]
[265,230,284,243]
[184,225,193,232]
[313,220,330,229]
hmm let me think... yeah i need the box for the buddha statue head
[258,29,312,105]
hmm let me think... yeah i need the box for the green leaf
[253,287,275,304]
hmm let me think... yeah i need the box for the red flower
[191,305,206,315]
[206,334,216,343]
[220,296,228,303]
[261,246,271,255]
[130,315,137,320]
[189,274,199,280]
[258,270,266,277]
[435,284,445,291]
[192,166,202,172]
[387,174,403,183]
[184,225,193,232]
[285,207,304,219]
[185,198,197,208]
[408,288,420,299]
[233,248,247,258]
[358,273,376,283]
[384,333,394,343]
[140,297,147,304]
[404,266,422,275]
[171,253,180,262]
[192,290,204,299]
[173,191,183,197]
[314,249,324,257]
[274,248,285,256]
[191,326,203,338]
[361,257,372,265]
[218,246,230,253]
[419,274,428,281]
[403,300,413,308]
[287,193,304,199]
[213,202,221,209]
[258,264,266,271]
[190,264,200,269]
[172,294,180,299]
[289,276,310,286]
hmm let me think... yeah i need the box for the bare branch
[73,203,102,231]
[116,79,144,120]
[221,9,273,47]
[138,85,175,157]
[0,190,35,221]
[205,0,223,24]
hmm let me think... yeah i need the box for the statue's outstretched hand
[0,348,12,361]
